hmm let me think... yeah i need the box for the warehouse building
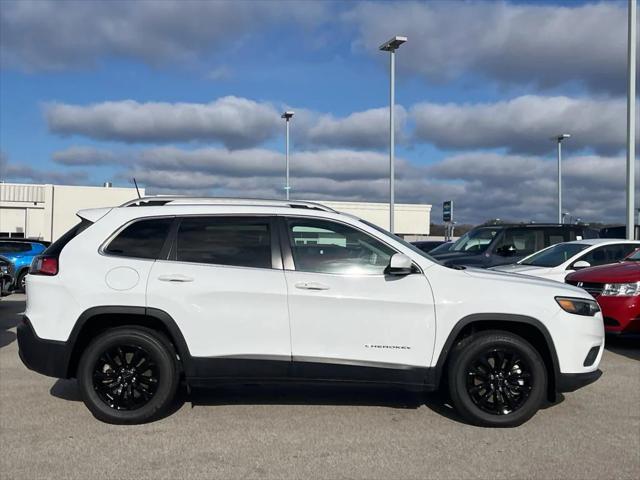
[0,182,431,241]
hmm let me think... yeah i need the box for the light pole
[379,35,407,233]
[626,0,636,239]
[281,111,294,200]
[553,133,571,224]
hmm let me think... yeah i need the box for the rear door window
[495,228,543,256]
[105,218,173,259]
[175,217,272,269]
[579,244,640,267]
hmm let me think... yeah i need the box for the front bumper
[596,295,640,334]
[557,369,602,393]
[17,316,70,378]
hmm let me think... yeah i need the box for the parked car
[0,239,49,292]
[0,255,14,298]
[431,224,599,268]
[18,197,603,427]
[411,240,450,253]
[566,249,640,335]
[491,239,640,283]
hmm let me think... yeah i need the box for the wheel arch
[65,306,193,378]
[433,314,560,402]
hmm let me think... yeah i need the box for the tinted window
[287,218,395,275]
[450,228,501,253]
[176,217,271,268]
[0,242,31,253]
[46,219,93,257]
[105,218,172,259]
[521,243,590,267]
[495,228,543,256]
[579,244,640,267]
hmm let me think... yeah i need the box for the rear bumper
[17,316,70,378]
[556,369,602,393]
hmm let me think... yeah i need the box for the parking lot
[0,293,638,479]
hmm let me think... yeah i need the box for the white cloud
[45,97,281,149]
[411,95,629,154]
[52,146,115,165]
[0,0,327,71]
[298,106,407,150]
[1,153,88,184]
[345,1,631,93]
[75,144,635,224]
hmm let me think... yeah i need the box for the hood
[463,267,587,296]
[491,264,553,275]
[566,261,640,284]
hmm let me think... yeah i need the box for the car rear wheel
[77,327,179,424]
[447,330,547,427]
[16,270,27,293]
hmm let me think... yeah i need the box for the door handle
[295,281,330,291]
[158,274,194,283]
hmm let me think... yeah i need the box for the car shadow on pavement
[0,294,24,349]
[605,336,640,361]
[49,379,567,426]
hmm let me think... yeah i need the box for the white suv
[18,197,604,427]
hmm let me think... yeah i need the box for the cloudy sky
[0,0,637,224]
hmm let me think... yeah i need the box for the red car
[566,249,640,335]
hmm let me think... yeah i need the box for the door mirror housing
[572,260,591,270]
[387,253,413,275]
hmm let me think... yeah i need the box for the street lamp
[552,133,571,224]
[281,111,294,200]
[626,0,636,239]
[379,35,407,233]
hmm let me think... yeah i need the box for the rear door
[146,216,291,375]
[280,216,435,384]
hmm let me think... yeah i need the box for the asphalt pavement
[1,294,638,479]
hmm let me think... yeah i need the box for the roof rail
[120,196,337,213]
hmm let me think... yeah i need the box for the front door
[280,216,436,384]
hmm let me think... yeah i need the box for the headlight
[601,282,640,297]
[0,265,7,274]
[556,297,600,316]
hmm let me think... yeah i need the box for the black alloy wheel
[447,330,547,427]
[92,344,160,411]
[78,327,179,424]
[465,348,533,415]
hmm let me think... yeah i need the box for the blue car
[0,239,49,292]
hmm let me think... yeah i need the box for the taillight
[30,256,59,276]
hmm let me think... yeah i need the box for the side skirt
[186,357,437,391]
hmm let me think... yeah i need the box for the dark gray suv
[431,224,599,268]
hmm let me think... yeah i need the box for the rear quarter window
[105,218,173,259]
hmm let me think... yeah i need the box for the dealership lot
[1,294,638,480]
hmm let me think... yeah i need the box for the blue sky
[0,0,636,224]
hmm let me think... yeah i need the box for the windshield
[625,248,640,261]
[429,241,453,254]
[449,228,501,253]
[359,219,439,264]
[520,243,590,267]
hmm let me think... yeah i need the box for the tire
[77,327,179,424]
[447,330,547,428]
[16,270,27,293]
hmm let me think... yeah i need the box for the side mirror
[387,253,413,275]
[496,244,517,257]
[572,260,591,270]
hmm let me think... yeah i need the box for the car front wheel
[447,330,547,427]
[77,327,179,424]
